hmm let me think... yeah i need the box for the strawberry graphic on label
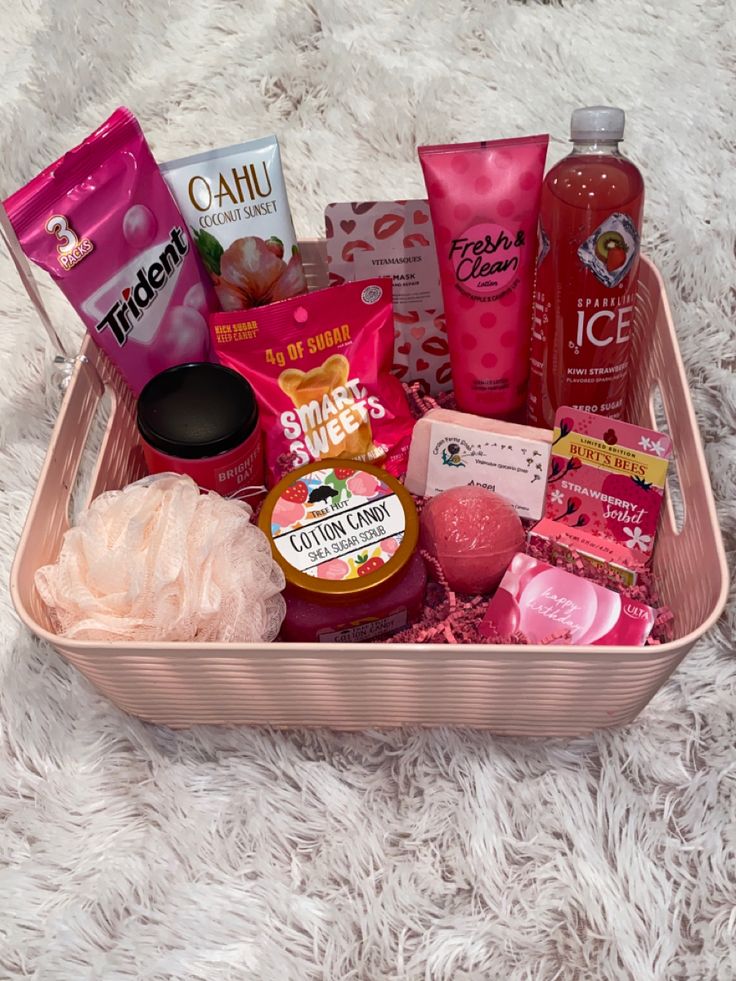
[605,245,628,272]
[356,555,385,576]
[282,480,308,504]
[333,467,356,480]
[578,215,639,288]
[595,231,628,272]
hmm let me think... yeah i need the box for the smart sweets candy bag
[210,279,414,482]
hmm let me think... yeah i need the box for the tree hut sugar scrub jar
[137,362,264,500]
[258,459,427,643]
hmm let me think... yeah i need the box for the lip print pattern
[341,240,374,261]
[395,311,420,324]
[374,214,405,239]
[325,199,448,392]
[436,361,452,385]
[422,335,449,358]
[404,233,431,248]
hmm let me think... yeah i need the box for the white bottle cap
[570,106,625,142]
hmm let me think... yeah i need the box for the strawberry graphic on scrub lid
[333,467,356,480]
[282,480,309,504]
[356,554,385,576]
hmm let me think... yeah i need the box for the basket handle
[1,202,106,394]
[637,258,728,630]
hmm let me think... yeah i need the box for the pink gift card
[544,407,672,559]
[325,200,450,394]
[480,553,655,646]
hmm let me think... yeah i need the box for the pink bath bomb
[420,486,524,594]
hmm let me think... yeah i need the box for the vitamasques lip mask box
[325,200,449,393]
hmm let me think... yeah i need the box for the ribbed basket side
[54,645,690,733]
[629,260,726,639]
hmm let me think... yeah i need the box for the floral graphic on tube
[207,234,307,310]
[623,526,653,552]
[638,436,652,451]
[550,489,564,506]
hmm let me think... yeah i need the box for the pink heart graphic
[414,210,429,224]
[340,220,356,233]
[397,342,411,355]
[410,326,425,340]
[416,358,430,371]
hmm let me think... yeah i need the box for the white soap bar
[405,408,553,520]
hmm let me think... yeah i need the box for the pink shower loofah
[34,474,286,643]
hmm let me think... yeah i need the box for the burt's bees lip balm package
[160,135,307,311]
[3,107,217,394]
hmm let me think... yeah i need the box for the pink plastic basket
[10,242,729,735]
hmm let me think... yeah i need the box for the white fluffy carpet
[1,1,735,978]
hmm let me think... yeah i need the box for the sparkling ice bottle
[528,106,645,426]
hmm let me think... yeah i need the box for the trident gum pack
[210,279,414,483]
[4,107,217,393]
